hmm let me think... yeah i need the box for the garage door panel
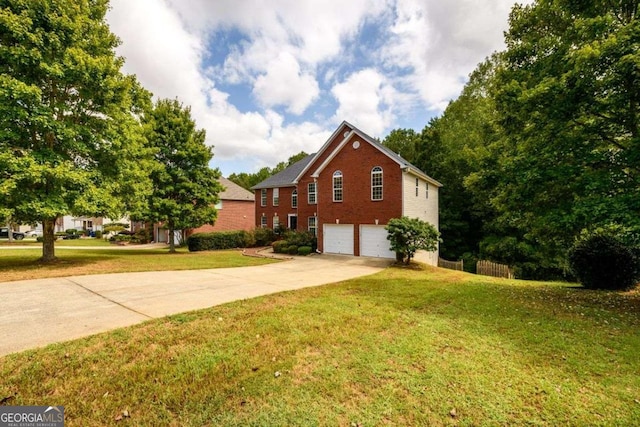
[360,225,395,258]
[323,224,354,255]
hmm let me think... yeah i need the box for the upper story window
[292,190,298,208]
[308,182,317,204]
[371,167,383,201]
[415,178,419,197]
[261,189,267,207]
[273,188,279,206]
[425,182,429,199]
[333,170,343,202]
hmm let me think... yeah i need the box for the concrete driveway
[0,254,390,356]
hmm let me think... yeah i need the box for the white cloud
[331,69,396,136]
[253,52,319,115]
[107,0,526,174]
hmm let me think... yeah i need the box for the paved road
[0,254,390,356]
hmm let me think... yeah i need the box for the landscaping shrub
[55,231,67,238]
[36,236,44,243]
[188,231,254,252]
[283,230,317,251]
[253,227,276,246]
[297,246,312,256]
[95,230,103,239]
[272,240,289,254]
[65,229,79,235]
[287,245,299,255]
[568,228,640,290]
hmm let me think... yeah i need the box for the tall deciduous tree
[484,0,640,277]
[143,99,222,253]
[0,0,152,262]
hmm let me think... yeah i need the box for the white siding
[402,172,439,229]
[402,172,440,266]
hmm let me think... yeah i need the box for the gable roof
[250,154,315,190]
[250,121,442,190]
[219,176,254,201]
[300,121,442,187]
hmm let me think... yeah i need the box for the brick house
[156,177,255,242]
[251,121,442,264]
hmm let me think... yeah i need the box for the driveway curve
[0,254,390,356]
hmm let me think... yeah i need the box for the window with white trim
[261,189,267,207]
[273,215,279,230]
[292,190,297,208]
[260,215,267,228]
[273,188,279,206]
[308,216,317,236]
[308,182,317,204]
[333,170,343,202]
[371,167,383,201]
[415,178,419,197]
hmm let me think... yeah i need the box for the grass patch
[0,248,275,282]
[1,266,638,425]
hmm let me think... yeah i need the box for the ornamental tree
[386,217,441,264]
[142,99,222,253]
[0,0,152,262]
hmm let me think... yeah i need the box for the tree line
[0,0,221,260]
[383,0,639,279]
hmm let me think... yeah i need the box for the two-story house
[251,121,442,264]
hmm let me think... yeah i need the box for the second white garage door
[323,224,354,255]
[360,225,395,258]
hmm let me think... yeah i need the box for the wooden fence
[476,260,515,279]
[438,257,464,271]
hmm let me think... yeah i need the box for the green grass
[0,247,275,282]
[1,265,638,426]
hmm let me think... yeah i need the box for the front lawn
[1,266,638,426]
[0,248,275,282]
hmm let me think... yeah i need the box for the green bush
[36,236,44,243]
[253,227,276,246]
[283,230,317,251]
[568,228,640,290]
[287,245,299,255]
[272,240,289,254]
[55,231,67,237]
[297,246,312,256]
[65,228,78,235]
[95,230,103,239]
[188,231,254,252]
[115,234,131,242]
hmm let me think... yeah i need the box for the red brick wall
[189,200,255,234]
[313,136,402,255]
[254,186,297,229]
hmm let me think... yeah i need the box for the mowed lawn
[0,247,275,282]
[1,265,638,426]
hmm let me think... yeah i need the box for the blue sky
[106,0,529,176]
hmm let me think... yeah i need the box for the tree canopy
[0,0,152,261]
[142,98,222,252]
[383,0,639,278]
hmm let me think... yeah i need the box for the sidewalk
[0,254,391,356]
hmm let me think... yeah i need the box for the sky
[106,0,528,176]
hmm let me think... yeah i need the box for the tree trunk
[168,221,176,253]
[6,222,13,244]
[40,218,56,263]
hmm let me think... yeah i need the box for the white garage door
[360,225,395,258]
[323,224,354,255]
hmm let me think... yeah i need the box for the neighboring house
[22,216,127,234]
[251,121,442,264]
[154,177,255,243]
